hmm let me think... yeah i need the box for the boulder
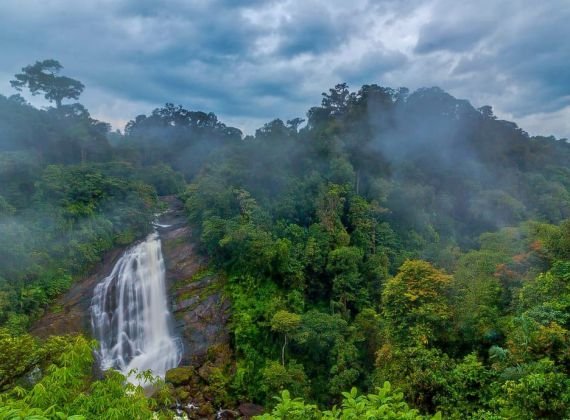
[165,366,195,386]
[239,403,265,418]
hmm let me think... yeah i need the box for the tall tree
[382,260,452,346]
[10,59,84,108]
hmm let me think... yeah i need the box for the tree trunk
[281,334,287,366]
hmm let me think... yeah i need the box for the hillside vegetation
[1,70,569,418]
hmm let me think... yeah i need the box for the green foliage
[11,59,85,108]
[257,389,321,420]
[178,82,570,414]
[382,260,452,346]
[452,250,505,345]
[375,345,451,413]
[0,335,170,419]
[136,164,185,195]
[0,161,158,328]
[257,382,439,419]
[2,75,570,417]
[436,353,495,417]
[261,360,309,399]
[493,359,570,419]
[327,246,366,312]
[0,329,39,390]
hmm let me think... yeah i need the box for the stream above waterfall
[90,231,182,382]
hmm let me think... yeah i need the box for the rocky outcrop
[158,196,230,366]
[164,343,264,419]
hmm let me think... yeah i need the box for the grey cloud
[337,48,409,85]
[414,20,494,54]
[276,11,351,56]
[0,0,568,138]
[441,1,570,116]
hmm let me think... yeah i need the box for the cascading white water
[90,231,182,382]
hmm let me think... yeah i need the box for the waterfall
[90,231,182,382]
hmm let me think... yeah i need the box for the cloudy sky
[0,0,569,138]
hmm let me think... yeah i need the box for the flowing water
[91,231,182,382]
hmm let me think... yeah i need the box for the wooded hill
[1,65,570,418]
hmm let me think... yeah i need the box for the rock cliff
[158,195,230,365]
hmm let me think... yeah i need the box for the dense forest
[1,60,570,419]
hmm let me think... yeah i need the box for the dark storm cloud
[0,0,568,137]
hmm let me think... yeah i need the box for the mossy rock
[197,402,215,418]
[51,304,64,314]
[165,366,195,386]
[174,388,191,402]
[163,236,186,251]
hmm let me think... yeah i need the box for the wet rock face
[30,247,127,338]
[157,196,230,366]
